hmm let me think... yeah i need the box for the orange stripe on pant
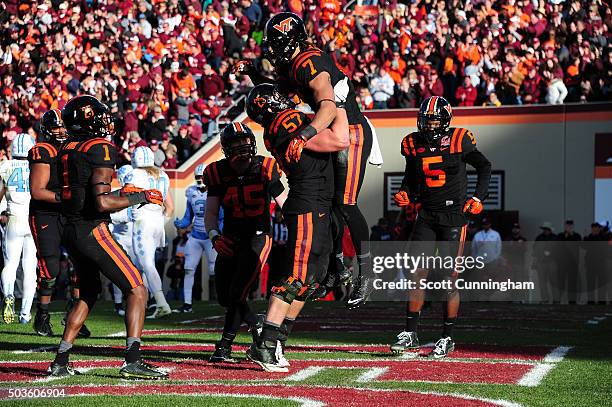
[343,124,364,205]
[240,235,272,301]
[92,224,142,288]
[452,225,468,277]
[29,216,51,279]
[292,214,313,283]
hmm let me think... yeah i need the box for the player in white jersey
[110,164,137,316]
[173,163,222,313]
[0,134,37,324]
[125,146,174,319]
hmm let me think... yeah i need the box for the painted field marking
[517,346,572,387]
[284,367,326,382]
[356,367,389,383]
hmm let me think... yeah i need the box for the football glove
[120,185,144,196]
[393,190,411,207]
[144,189,164,205]
[286,136,306,163]
[232,60,253,75]
[463,197,483,214]
[212,234,235,257]
[334,77,349,106]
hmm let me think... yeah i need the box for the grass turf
[0,300,610,406]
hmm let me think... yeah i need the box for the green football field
[0,300,610,406]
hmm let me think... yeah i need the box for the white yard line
[355,367,389,383]
[517,345,572,387]
[542,346,572,363]
[284,366,326,382]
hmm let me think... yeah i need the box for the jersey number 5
[422,156,446,187]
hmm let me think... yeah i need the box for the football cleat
[347,274,373,309]
[172,303,193,314]
[115,303,126,317]
[2,295,15,324]
[48,362,80,378]
[246,343,288,373]
[209,344,239,364]
[249,314,264,344]
[120,360,169,380]
[146,305,172,319]
[428,337,455,359]
[19,314,31,325]
[34,310,53,336]
[390,331,420,354]
[275,340,290,368]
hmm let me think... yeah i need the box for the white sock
[183,269,195,305]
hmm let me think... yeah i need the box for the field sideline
[0,301,610,406]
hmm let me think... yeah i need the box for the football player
[244,83,348,372]
[49,95,166,379]
[173,163,221,313]
[1,133,37,325]
[125,146,174,319]
[110,164,136,316]
[390,96,491,358]
[29,110,91,337]
[204,122,286,364]
[235,12,376,307]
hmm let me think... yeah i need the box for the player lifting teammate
[204,122,286,364]
[245,83,348,371]
[49,95,167,379]
[390,96,491,358]
[235,12,376,307]
[29,110,90,337]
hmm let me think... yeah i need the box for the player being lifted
[49,95,166,379]
[174,163,221,313]
[1,133,37,325]
[245,83,348,372]
[29,110,90,337]
[125,146,174,319]
[204,122,286,364]
[235,12,376,307]
[390,96,491,358]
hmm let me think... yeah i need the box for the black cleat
[346,274,373,309]
[249,314,264,344]
[172,303,193,313]
[48,362,80,378]
[77,324,91,338]
[390,331,420,354]
[34,310,53,337]
[428,337,455,359]
[209,344,239,363]
[119,360,168,380]
[246,342,288,372]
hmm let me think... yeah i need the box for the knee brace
[271,277,303,304]
[295,283,319,302]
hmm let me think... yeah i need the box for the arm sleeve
[203,163,224,197]
[463,149,491,201]
[264,158,285,198]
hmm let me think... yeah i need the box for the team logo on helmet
[273,17,294,34]
[254,96,266,108]
[81,105,94,119]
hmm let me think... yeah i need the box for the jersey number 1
[422,156,446,187]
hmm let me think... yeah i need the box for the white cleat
[276,340,290,368]
[146,305,172,319]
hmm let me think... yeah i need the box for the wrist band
[299,125,318,140]
[127,192,147,206]
[208,229,220,241]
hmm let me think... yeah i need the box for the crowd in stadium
[0,0,610,167]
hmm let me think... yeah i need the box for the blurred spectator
[472,218,502,264]
[534,222,558,303]
[370,218,393,241]
[556,219,581,303]
[582,221,610,303]
[455,76,478,106]
[369,67,395,109]
[150,139,166,167]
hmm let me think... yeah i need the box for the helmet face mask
[246,84,296,126]
[417,96,452,144]
[220,122,257,164]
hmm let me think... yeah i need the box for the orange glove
[286,136,306,163]
[144,189,164,205]
[463,197,483,214]
[120,185,144,196]
[232,59,253,75]
[393,190,411,207]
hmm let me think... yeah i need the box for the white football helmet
[11,133,36,158]
[195,163,206,188]
[117,164,134,186]
[132,146,155,168]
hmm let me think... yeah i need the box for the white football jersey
[124,167,169,220]
[0,159,31,217]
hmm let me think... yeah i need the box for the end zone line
[542,346,572,363]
